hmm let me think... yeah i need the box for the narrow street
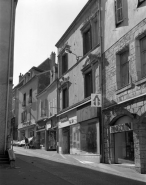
[0,147,146,185]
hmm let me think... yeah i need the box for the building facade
[102,0,146,174]
[36,52,58,150]
[56,0,101,163]
[0,0,18,154]
[17,58,52,144]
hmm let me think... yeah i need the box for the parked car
[18,139,25,147]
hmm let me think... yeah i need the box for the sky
[14,0,89,86]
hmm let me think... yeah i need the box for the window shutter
[45,99,48,117]
[48,101,50,118]
[54,98,57,114]
[115,0,123,24]
[41,101,43,117]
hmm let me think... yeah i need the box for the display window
[70,122,98,154]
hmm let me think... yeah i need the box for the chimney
[19,73,23,82]
[50,52,56,68]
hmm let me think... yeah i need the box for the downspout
[5,0,15,152]
[99,0,104,163]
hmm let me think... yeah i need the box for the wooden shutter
[48,101,50,118]
[45,99,48,117]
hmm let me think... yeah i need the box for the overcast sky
[13,0,88,86]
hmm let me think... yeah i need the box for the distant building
[0,0,18,154]
[36,52,58,150]
[16,56,55,144]
[55,0,101,163]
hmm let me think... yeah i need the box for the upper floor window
[84,70,93,98]
[62,53,68,75]
[28,89,32,104]
[137,0,146,7]
[41,99,48,117]
[120,50,129,87]
[21,110,27,123]
[81,13,100,56]
[140,36,146,78]
[115,0,123,26]
[116,47,129,89]
[22,93,26,107]
[83,25,92,55]
[62,86,68,109]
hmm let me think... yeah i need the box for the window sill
[135,77,146,86]
[116,83,132,95]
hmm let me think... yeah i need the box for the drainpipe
[99,0,104,163]
[5,0,15,153]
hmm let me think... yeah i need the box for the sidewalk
[12,146,146,183]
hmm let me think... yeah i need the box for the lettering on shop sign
[36,125,45,131]
[60,116,68,123]
[110,122,133,134]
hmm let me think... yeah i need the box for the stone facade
[103,18,146,173]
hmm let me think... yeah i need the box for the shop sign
[110,122,133,134]
[60,116,68,123]
[91,93,101,107]
[36,124,45,131]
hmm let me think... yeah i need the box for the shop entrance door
[115,131,134,164]
[63,128,70,154]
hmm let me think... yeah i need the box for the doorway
[115,131,134,164]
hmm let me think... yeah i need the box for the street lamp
[65,48,82,62]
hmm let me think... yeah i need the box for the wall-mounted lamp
[65,48,82,62]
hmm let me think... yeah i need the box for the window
[62,87,68,109]
[22,93,26,107]
[120,50,129,87]
[28,89,32,103]
[137,0,146,7]
[62,53,68,75]
[21,110,27,123]
[115,0,123,26]
[81,13,99,56]
[116,48,129,90]
[83,26,92,55]
[140,36,146,78]
[84,70,93,98]
[41,99,48,117]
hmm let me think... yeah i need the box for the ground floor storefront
[18,124,36,141]
[58,102,101,163]
[36,116,57,150]
[103,96,146,174]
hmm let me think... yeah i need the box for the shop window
[115,0,123,26]
[62,53,68,75]
[80,122,97,154]
[84,70,93,98]
[116,47,129,89]
[140,36,146,78]
[62,86,68,109]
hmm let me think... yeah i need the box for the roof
[55,0,93,47]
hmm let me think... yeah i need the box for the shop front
[109,116,134,164]
[46,117,57,151]
[58,110,77,154]
[36,119,46,149]
[58,103,101,163]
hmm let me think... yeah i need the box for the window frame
[62,85,69,109]
[140,35,146,78]
[116,46,130,90]
[137,0,146,7]
[62,53,68,75]
[115,0,124,26]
